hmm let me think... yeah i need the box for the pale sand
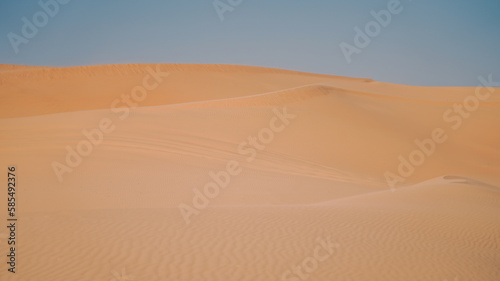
[0,64,499,280]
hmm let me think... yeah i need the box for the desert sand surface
[0,64,499,281]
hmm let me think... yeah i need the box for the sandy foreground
[0,64,499,281]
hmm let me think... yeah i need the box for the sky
[0,0,499,86]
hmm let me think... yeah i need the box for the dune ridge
[0,63,499,281]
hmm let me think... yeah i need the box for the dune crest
[1,63,499,281]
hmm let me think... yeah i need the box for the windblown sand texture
[1,64,499,281]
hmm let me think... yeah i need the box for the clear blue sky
[0,0,498,86]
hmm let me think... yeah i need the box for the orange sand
[0,64,499,281]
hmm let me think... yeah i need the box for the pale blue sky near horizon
[0,0,498,86]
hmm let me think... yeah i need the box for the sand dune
[0,64,499,280]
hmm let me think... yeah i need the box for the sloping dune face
[0,64,499,281]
